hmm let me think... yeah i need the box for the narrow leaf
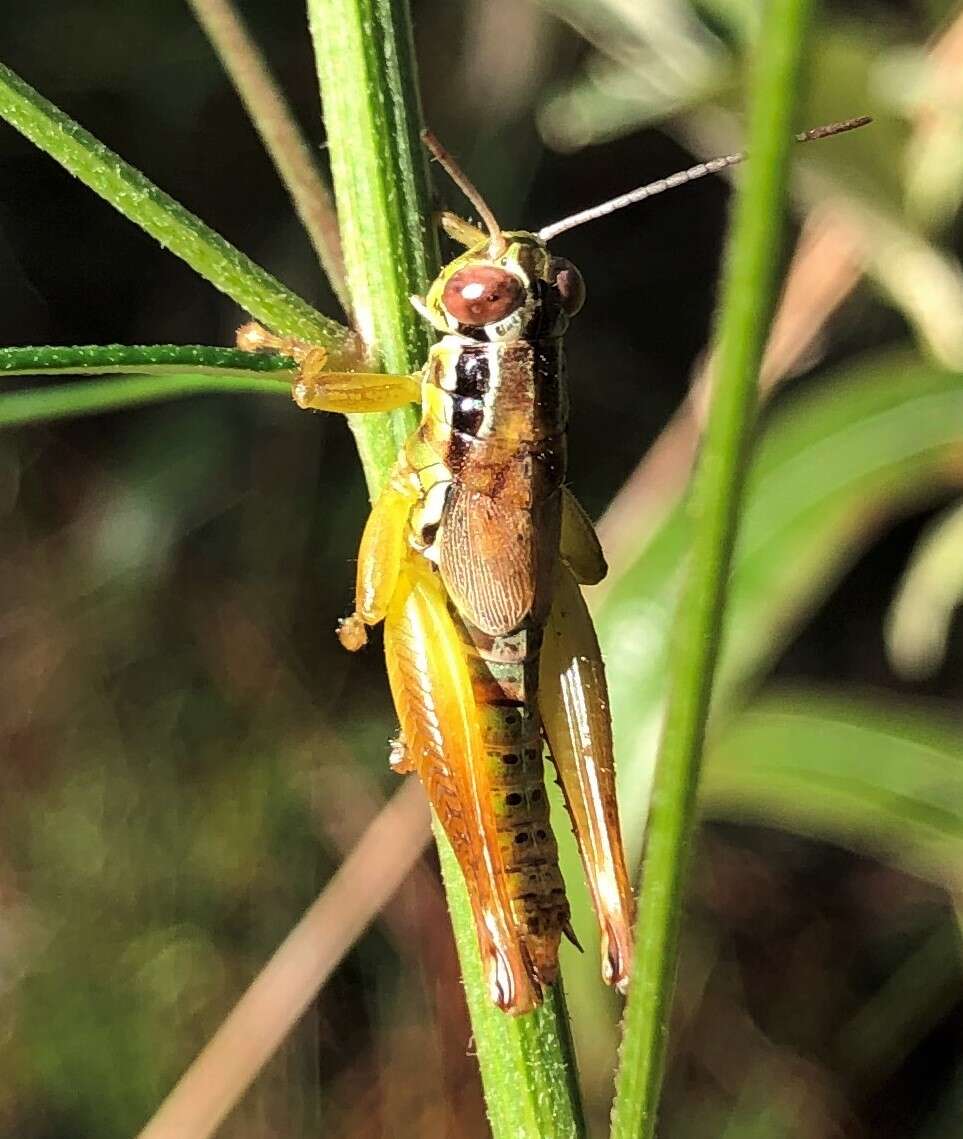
[0,373,289,427]
[885,499,963,679]
[558,353,963,1067]
[0,344,294,379]
[598,353,963,854]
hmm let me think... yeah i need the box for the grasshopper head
[416,131,583,342]
[414,234,585,343]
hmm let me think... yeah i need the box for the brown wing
[438,484,560,636]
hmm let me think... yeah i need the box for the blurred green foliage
[0,0,961,1137]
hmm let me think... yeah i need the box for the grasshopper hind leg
[385,561,542,1014]
[539,565,635,993]
[387,731,414,774]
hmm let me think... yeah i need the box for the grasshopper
[239,118,870,1014]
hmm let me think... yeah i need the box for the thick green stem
[0,61,356,363]
[609,2,815,1136]
[308,0,428,494]
[308,1,584,1134]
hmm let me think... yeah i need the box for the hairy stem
[0,344,294,379]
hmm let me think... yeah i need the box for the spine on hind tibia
[454,613,569,984]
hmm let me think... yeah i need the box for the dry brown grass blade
[186,0,350,313]
[137,778,431,1139]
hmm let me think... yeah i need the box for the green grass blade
[0,372,290,427]
[308,1,585,1134]
[0,61,356,362]
[610,1,815,1134]
[0,344,295,379]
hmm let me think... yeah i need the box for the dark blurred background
[1,1,962,1136]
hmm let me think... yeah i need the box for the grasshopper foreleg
[237,321,421,413]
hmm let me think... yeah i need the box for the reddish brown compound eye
[442,266,525,326]
[549,258,585,316]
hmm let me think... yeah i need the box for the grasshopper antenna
[537,115,872,243]
[422,129,507,257]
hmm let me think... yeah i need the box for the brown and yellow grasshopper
[239,118,869,1014]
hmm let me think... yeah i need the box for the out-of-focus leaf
[700,691,963,890]
[0,373,291,428]
[537,5,963,368]
[874,37,963,231]
[905,109,963,231]
[537,9,963,368]
[886,498,963,679]
[536,0,731,148]
[856,205,963,369]
[684,110,963,369]
[598,351,963,852]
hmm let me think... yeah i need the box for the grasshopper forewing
[238,116,870,1014]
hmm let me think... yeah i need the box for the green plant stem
[0,372,290,427]
[0,61,357,364]
[186,0,350,313]
[308,1,584,1134]
[0,344,295,379]
[308,0,429,494]
[609,2,815,1136]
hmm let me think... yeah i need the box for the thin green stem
[609,2,815,1136]
[0,61,357,364]
[308,1,584,1134]
[186,0,350,313]
[0,372,288,427]
[0,344,295,379]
